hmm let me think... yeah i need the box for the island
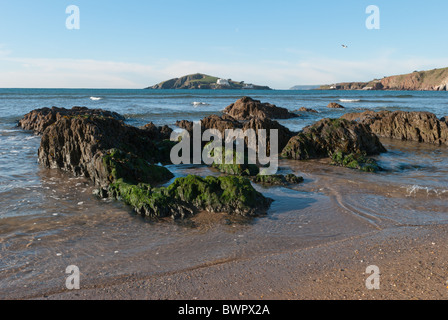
[145,73,272,90]
[317,67,448,91]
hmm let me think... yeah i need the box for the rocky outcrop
[281,118,387,161]
[319,67,448,91]
[106,175,273,219]
[224,97,299,120]
[37,115,174,187]
[327,103,345,109]
[341,111,448,146]
[176,113,295,153]
[18,106,125,135]
[141,122,173,140]
[22,107,273,219]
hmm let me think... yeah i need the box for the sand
[19,224,447,300]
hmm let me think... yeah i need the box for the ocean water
[0,88,447,298]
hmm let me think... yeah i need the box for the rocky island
[318,67,448,91]
[146,73,272,90]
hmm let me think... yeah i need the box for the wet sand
[11,224,445,300]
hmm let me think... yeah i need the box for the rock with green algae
[101,148,174,185]
[330,151,382,172]
[212,152,260,177]
[204,144,260,176]
[205,145,304,187]
[106,175,273,219]
[37,113,176,186]
[251,173,304,186]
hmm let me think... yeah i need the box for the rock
[107,175,273,219]
[23,106,272,219]
[141,122,173,140]
[101,148,174,186]
[177,114,295,157]
[296,107,318,113]
[327,102,345,109]
[250,174,304,186]
[341,110,448,146]
[331,151,382,172]
[18,106,125,135]
[206,145,260,176]
[242,116,295,152]
[224,97,299,120]
[281,118,387,161]
[201,114,243,135]
[37,114,174,187]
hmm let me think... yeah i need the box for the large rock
[176,114,295,153]
[341,111,448,146]
[22,107,273,219]
[141,122,173,140]
[106,175,273,219]
[282,118,386,160]
[224,97,299,120]
[18,106,125,135]
[242,116,294,152]
[37,114,174,187]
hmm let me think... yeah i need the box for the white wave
[192,101,209,107]
[405,185,448,197]
[339,99,361,103]
[90,97,102,101]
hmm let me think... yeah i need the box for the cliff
[146,73,271,90]
[318,67,448,91]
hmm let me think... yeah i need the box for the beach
[13,224,448,300]
[1,89,448,300]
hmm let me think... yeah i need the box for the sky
[0,0,448,89]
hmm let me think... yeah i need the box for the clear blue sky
[0,0,447,89]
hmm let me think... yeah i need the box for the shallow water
[1,89,447,298]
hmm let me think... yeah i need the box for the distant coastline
[317,67,448,91]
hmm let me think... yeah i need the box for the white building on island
[217,79,230,86]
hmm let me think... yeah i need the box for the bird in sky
[342,45,348,49]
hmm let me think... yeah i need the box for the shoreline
[2,95,448,301]
[8,223,446,300]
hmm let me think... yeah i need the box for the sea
[0,88,447,298]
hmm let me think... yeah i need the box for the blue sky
[0,0,448,89]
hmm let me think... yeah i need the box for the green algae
[331,151,381,172]
[251,174,304,186]
[107,175,272,219]
[102,148,174,185]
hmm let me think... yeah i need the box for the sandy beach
[10,224,443,300]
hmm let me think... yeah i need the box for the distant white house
[217,79,230,86]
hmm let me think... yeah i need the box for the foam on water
[404,185,448,198]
